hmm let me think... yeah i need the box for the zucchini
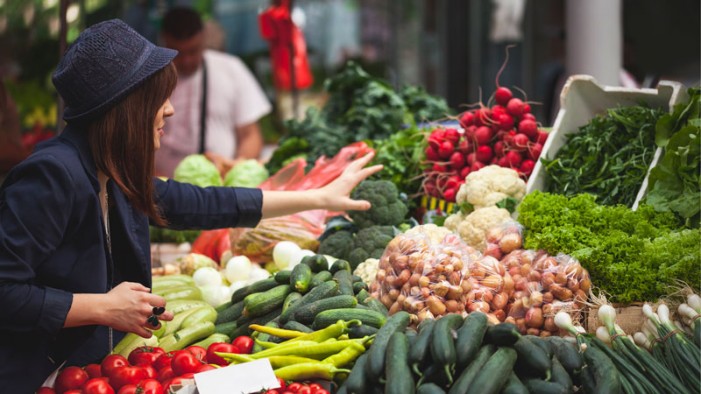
[282,320,313,333]
[416,383,446,394]
[162,286,203,302]
[348,323,379,339]
[384,332,415,394]
[309,270,333,288]
[279,280,339,324]
[163,306,204,336]
[215,300,244,324]
[501,372,529,394]
[292,295,358,324]
[523,379,568,394]
[455,311,488,370]
[333,269,355,296]
[281,292,302,314]
[550,356,574,393]
[243,284,291,318]
[465,347,517,394]
[181,304,218,328]
[364,311,411,382]
[159,321,216,352]
[345,352,370,394]
[513,336,552,380]
[166,299,210,315]
[274,269,292,284]
[231,277,277,303]
[430,313,464,384]
[330,259,352,274]
[214,321,238,337]
[191,333,230,349]
[582,346,622,394]
[484,322,521,346]
[410,319,436,376]
[301,254,329,273]
[312,308,386,330]
[447,344,496,394]
[290,263,313,293]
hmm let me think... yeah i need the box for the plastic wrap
[464,255,513,323]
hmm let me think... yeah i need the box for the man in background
[155,7,271,178]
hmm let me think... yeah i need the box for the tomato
[116,384,136,394]
[161,376,188,392]
[185,346,207,362]
[55,366,90,393]
[136,379,164,394]
[141,365,157,379]
[100,354,129,378]
[195,364,217,373]
[179,373,195,380]
[286,383,303,392]
[82,378,115,394]
[276,378,287,390]
[297,387,312,394]
[36,388,56,394]
[312,390,329,394]
[205,342,240,365]
[231,336,254,354]
[264,390,279,394]
[281,392,295,394]
[152,352,175,371]
[156,366,175,382]
[128,346,165,366]
[308,383,322,391]
[171,350,202,376]
[109,366,148,390]
[62,390,83,394]
[83,364,102,379]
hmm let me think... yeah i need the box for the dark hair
[161,7,204,40]
[87,62,177,226]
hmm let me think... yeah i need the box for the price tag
[194,358,280,394]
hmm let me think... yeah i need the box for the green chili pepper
[274,362,351,381]
[287,319,362,344]
[250,337,371,360]
[322,341,367,368]
[249,324,306,339]
[218,352,318,369]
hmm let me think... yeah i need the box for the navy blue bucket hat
[52,19,177,122]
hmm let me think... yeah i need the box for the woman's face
[154,98,174,150]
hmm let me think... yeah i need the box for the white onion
[273,241,301,270]
[193,267,223,287]
[248,265,272,283]
[225,255,252,283]
[289,249,315,269]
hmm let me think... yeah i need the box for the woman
[0,19,381,392]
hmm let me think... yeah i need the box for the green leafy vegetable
[223,159,269,188]
[369,124,428,200]
[173,154,222,187]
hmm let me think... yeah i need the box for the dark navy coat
[0,126,262,393]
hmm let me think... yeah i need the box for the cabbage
[173,154,222,187]
[224,159,269,188]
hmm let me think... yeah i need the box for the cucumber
[333,269,355,296]
[364,311,411,382]
[214,321,238,337]
[550,356,574,393]
[582,346,622,394]
[345,352,370,394]
[159,321,216,352]
[330,259,352,274]
[447,344,496,394]
[513,336,552,380]
[417,363,450,389]
[282,320,313,333]
[292,295,358,325]
[231,277,277,304]
[243,284,291,318]
[547,337,583,376]
[309,271,333,288]
[281,292,302,314]
[231,307,282,338]
[279,280,339,324]
[215,300,244,324]
[356,289,371,304]
[181,304,218,328]
[416,383,446,394]
[384,332,415,394]
[348,323,379,339]
[290,263,313,293]
[464,347,517,394]
[274,269,292,284]
[214,300,232,313]
[501,372,529,394]
[410,319,436,376]
[455,311,488,370]
[351,275,363,283]
[191,333,231,349]
[364,297,389,316]
[523,379,568,394]
[301,254,329,273]
[484,322,521,346]
[430,313,464,384]
[353,281,368,294]
[312,308,386,330]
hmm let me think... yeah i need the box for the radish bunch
[422,87,548,203]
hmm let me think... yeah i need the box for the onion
[193,267,223,287]
[272,241,301,270]
[225,255,252,283]
[596,326,611,344]
[525,307,544,328]
[688,294,701,314]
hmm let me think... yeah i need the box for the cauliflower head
[457,165,526,210]
[444,206,511,251]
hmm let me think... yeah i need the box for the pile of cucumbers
[213,254,388,341]
[339,311,612,394]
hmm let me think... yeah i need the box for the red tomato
[195,364,217,373]
[100,354,129,378]
[156,366,175,382]
[185,346,207,361]
[161,376,189,392]
[136,379,164,394]
[62,390,83,394]
[297,387,312,394]
[128,346,165,366]
[141,365,157,379]
[281,392,295,394]
[36,388,56,394]
[83,364,102,379]
[264,390,280,394]
[206,342,240,365]
[179,373,195,380]
[231,336,254,354]
[287,382,303,392]
[277,378,287,390]
[152,352,175,371]
[82,378,115,394]
[171,350,203,376]
[55,366,89,393]
[308,383,323,391]
[109,366,148,390]
[116,384,136,394]
[312,390,329,394]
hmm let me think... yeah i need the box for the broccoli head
[349,180,409,228]
[347,225,396,268]
[318,230,354,260]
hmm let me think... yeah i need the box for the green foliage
[399,85,450,124]
[369,125,428,199]
[349,180,409,229]
[149,227,201,244]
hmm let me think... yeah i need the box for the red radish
[470,161,485,172]
[449,151,465,169]
[527,143,543,161]
[424,180,437,197]
[491,105,506,117]
[502,130,517,147]
[522,103,531,114]
[518,119,538,140]
[474,126,493,146]
[425,146,439,161]
[444,128,460,145]
[520,159,535,176]
[474,108,492,126]
[495,87,513,106]
[438,140,455,159]
[464,125,477,141]
[512,133,530,151]
[466,152,477,166]
[490,157,498,164]
[497,156,510,168]
[432,163,446,172]
[458,138,471,155]
[506,98,525,117]
[497,113,515,130]
[445,175,461,190]
[536,130,549,145]
[522,113,536,121]
[459,111,475,127]
[428,136,441,150]
[505,150,523,167]
[460,166,471,179]
[494,141,505,157]
[443,187,457,202]
[431,128,446,140]
[476,145,493,163]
